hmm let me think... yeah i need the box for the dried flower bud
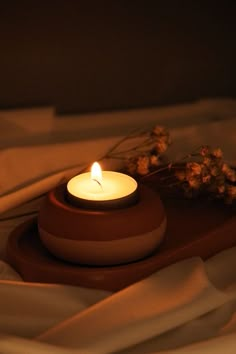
[137,155,150,175]
[155,141,168,154]
[150,154,159,166]
[222,164,236,182]
[186,162,202,175]
[217,185,225,194]
[210,165,220,177]
[226,185,236,199]
[212,148,223,158]
[203,157,211,167]
[228,172,236,183]
[202,175,211,184]
[126,159,137,175]
[159,135,170,145]
[175,169,186,181]
[200,145,210,156]
[188,177,201,189]
[222,163,230,173]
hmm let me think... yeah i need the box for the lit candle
[67,162,139,209]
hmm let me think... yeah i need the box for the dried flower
[186,162,202,175]
[222,163,230,173]
[104,124,235,205]
[188,176,201,189]
[203,157,211,167]
[150,154,159,166]
[210,165,220,177]
[229,172,236,183]
[200,145,210,156]
[225,185,236,204]
[226,185,236,198]
[202,175,211,184]
[175,169,186,181]
[152,126,171,151]
[212,148,223,158]
[126,159,137,175]
[222,164,236,182]
[155,140,168,154]
[218,185,225,194]
[137,155,150,175]
[200,164,208,175]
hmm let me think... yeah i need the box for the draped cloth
[1,100,236,353]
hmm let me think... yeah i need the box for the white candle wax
[67,171,137,201]
[67,162,138,209]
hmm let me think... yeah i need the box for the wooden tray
[6,196,236,291]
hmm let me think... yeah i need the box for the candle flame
[91,162,102,184]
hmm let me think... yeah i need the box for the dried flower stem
[108,137,155,158]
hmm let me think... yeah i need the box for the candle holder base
[6,196,236,291]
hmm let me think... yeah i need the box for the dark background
[0,1,236,114]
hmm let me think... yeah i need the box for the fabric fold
[0,280,110,338]
[0,261,22,281]
[0,334,88,354]
[161,331,236,354]
[37,249,236,353]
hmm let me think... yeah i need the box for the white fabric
[37,250,236,352]
[2,249,236,353]
[0,106,54,148]
[0,279,110,338]
[1,100,236,353]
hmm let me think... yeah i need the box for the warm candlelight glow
[91,162,102,184]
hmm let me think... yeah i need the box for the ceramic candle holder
[38,183,167,266]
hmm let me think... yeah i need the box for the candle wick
[92,178,103,191]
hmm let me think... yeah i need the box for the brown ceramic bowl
[38,183,166,266]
